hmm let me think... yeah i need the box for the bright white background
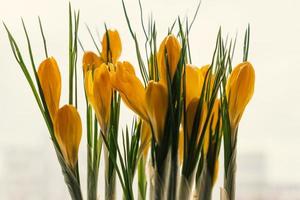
[1,0,300,199]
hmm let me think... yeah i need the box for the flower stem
[197,170,212,200]
[224,147,237,200]
[105,168,116,200]
[138,157,147,200]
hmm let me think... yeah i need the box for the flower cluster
[80,29,255,200]
[38,58,82,169]
[6,4,255,200]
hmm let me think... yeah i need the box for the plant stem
[224,126,238,200]
[53,146,83,200]
[105,176,116,200]
[168,139,178,200]
[153,170,164,200]
[105,147,116,200]
[224,147,237,200]
[138,157,147,200]
[197,164,212,200]
[87,157,99,200]
[178,175,192,200]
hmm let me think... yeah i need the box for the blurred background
[1,0,300,199]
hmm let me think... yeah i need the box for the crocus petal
[101,29,122,64]
[141,120,151,158]
[157,35,181,85]
[37,57,61,121]
[186,98,208,150]
[226,62,255,128]
[186,64,204,109]
[198,65,210,78]
[54,105,82,168]
[93,64,112,133]
[110,61,148,120]
[82,51,102,77]
[145,81,168,144]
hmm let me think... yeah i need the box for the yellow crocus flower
[101,29,122,64]
[226,62,255,130]
[110,61,148,120]
[157,35,181,85]
[82,51,102,76]
[85,63,112,134]
[145,81,168,144]
[82,29,121,75]
[186,98,209,154]
[183,64,219,160]
[110,61,168,144]
[54,105,82,168]
[185,64,205,109]
[180,97,216,163]
[37,57,61,122]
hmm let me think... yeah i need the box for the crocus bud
[185,64,204,109]
[145,81,168,144]
[101,29,122,64]
[54,105,82,168]
[37,57,61,121]
[186,98,209,154]
[85,64,112,134]
[226,62,255,129]
[110,61,169,145]
[157,35,181,85]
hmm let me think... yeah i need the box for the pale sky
[1,0,300,199]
